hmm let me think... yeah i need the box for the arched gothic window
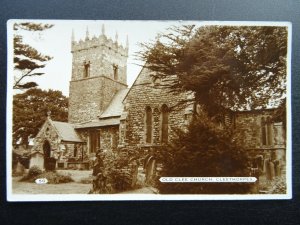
[261,117,273,146]
[161,104,169,143]
[145,106,152,143]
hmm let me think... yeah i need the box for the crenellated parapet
[68,24,129,124]
[71,26,128,57]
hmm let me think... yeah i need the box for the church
[29,26,286,182]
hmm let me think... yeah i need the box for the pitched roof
[51,121,83,142]
[75,117,120,129]
[100,88,129,118]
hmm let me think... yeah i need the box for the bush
[20,168,73,184]
[156,116,252,194]
[35,172,73,184]
[28,166,43,178]
[91,150,137,193]
[79,176,93,184]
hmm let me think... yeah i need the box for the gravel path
[11,169,158,195]
[12,177,92,194]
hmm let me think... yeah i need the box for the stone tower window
[145,106,153,143]
[113,64,118,80]
[151,76,161,86]
[261,117,273,146]
[84,61,90,78]
[161,104,169,143]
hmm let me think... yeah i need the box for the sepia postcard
[6,20,292,201]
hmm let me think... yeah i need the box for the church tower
[68,25,129,123]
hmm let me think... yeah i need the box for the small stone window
[113,64,118,80]
[74,145,77,157]
[89,130,100,153]
[261,117,273,146]
[111,130,118,150]
[161,104,169,143]
[145,106,153,143]
[84,61,90,78]
[151,76,161,85]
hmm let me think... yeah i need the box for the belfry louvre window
[161,104,169,143]
[113,64,118,80]
[261,117,273,146]
[145,106,152,143]
[84,61,90,78]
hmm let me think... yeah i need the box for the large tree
[139,25,288,120]
[13,22,54,89]
[139,25,288,194]
[13,88,68,146]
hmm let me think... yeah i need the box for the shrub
[91,150,138,193]
[35,172,73,184]
[20,168,73,184]
[28,166,43,178]
[79,176,93,184]
[156,116,252,194]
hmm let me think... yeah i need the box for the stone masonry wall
[121,67,191,148]
[32,118,85,169]
[68,76,126,123]
[234,110,286,165]
[69,31,128,124]
[33,119,60,154]
[234,110,285,149]
[100,126,119,152]
[71,34,128,84]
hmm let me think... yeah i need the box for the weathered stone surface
[31,117,87,169]
[100,126,119,152]
[121,67,191,149]
[69,31,128,124]
[234,110,285,150]
[69,76,126,123]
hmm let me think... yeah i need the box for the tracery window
[161,104,169,143]
[145,106,153,143]
[261,117,273,146]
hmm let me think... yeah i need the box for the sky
[12,20,197,96]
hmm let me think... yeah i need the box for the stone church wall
[69,31,128,124]
[121,68,191,149]
[234,110,286,177]
[33,119,60,154]
[69,76,126,123]
[71,33,128,84]
[234,110,285,150]
[100,126,119,152]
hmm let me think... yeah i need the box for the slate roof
[75,117,120,129]
[100,88,129,118]
[51,121,83,142]
[74,88,129,129]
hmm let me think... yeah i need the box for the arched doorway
[43,140,53,170]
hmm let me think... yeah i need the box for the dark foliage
[139,25,288,121]
[156,117,252,194]
[13,88,68,146]
[138,25,287,194]
[91,150,138,194]
[13,22,53,89]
